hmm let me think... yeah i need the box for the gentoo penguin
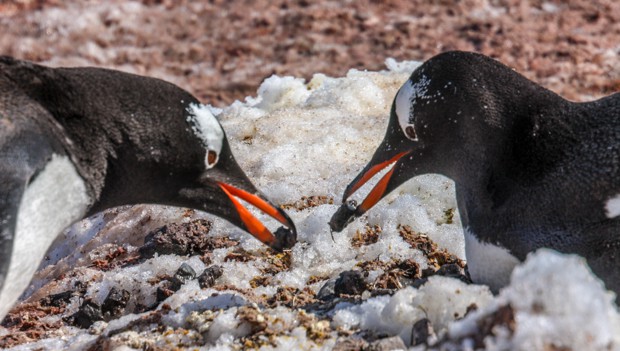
[0,56,296,320]
[331,51,620,296]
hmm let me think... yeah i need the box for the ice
[448,250,620,350]
[333,279,493,345]
[216,64,420,203]
[502,250,620,350]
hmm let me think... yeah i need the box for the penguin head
[181,104,297,251]
[337,51,516,226]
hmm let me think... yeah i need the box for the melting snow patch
[448,249,620,351]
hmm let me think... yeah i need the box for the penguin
[0,56,296,320]
[331,51,620,296]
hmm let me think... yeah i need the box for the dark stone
[411,277,429,289]
[421,267,436,278]
[411,318,437,346]
[369,288,397,297]
[412,263,471,289]
[332,337,369,351]
[329,200,357,232]
[139,219,213,258]
[272,226,297,251]
[102,287,130,320]
[156,281,176,302]
[171,262,197,289]
[316,278,337,301]
[435,263,471,283]
[156,263,198,301]
[74,280,88,294]
[71,300,104,329]
[40,290,74,307]
[198,265,223,289]
[134,302,158,314]
[334,270,367,296]
[369,336,407,350]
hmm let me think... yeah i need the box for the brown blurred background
[1,0,618,105]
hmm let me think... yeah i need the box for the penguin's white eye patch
[187,103,224,169]
[394,74,430,141]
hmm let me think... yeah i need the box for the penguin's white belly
[0,155,89,319]
[464,227,521,292]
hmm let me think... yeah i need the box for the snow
[332,277,493,345]
[448,250,620,350]
[3,59,620,350]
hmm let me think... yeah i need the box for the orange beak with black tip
[342,151,410,217]
[332,150,411,232]
[217,182,296,251]
[342,151,410,205]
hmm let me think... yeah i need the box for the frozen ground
[1,60,619,351]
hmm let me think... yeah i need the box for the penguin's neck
[452,94,580,230]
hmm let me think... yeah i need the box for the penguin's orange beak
[342,151,410,210]
[217,182,296,251]
[330,151,410,232]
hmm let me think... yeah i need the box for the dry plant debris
[281,195,334,211]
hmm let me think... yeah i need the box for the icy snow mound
[446,249,620,351]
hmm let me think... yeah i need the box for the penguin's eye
[207,150,218,168]
[404,126,417,140]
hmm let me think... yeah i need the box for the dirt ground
[1,0,618,106]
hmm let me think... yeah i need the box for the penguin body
[333,51,620,294]
[0,57,296,320]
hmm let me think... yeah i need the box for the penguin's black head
[333,51,521,230]
[167,103,297,251]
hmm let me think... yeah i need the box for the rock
[198,265,223,289]
[435,263,471,283]
[334,270,367,296]
[329,200,358,232]
[332,337,369,351]
[40,290,74,308]
[317,278,337,301]
[369,336,407,350]
[412,263,471,289]
[171,262,197,289]
[71,300,104,329]
[156,263,198,302]
[156,281,176,302]
[273,225,297,251]
[102,287,130,320]
[411,318,437,346]
[138,219,213,258]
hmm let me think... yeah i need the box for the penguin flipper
[0,129,92,320]
[0,73,90,320]
[0,126,59,320]
[0,173,26,298]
